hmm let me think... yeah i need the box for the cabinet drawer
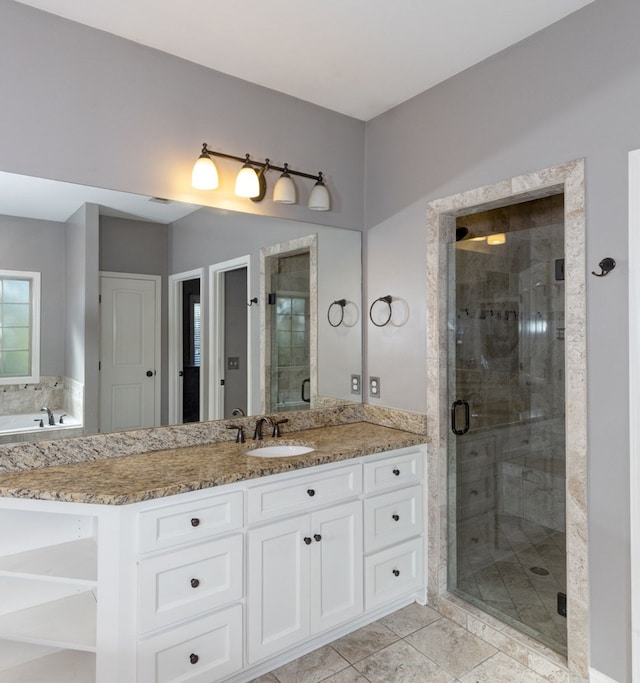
[139,535,243,633]
[363,449,423,494]
[139,491,243,554]
[364,538,424,609]
[247,463,362,523]
[364,485,423,553]
[138,605,243,683]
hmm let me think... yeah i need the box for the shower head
[456,227,470,242]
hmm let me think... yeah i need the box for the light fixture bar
[198,143,323,182]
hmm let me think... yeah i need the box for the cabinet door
[310,500,363,634]
[247,516,311,663]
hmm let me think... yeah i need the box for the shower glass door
[447,195,567,654]
[268,252,311,412]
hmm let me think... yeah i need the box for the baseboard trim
[589,667,621,683]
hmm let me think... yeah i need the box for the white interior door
[99,273,160,433]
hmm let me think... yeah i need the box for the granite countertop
[0,423,426,505]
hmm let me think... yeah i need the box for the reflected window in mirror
[0,270,40,384]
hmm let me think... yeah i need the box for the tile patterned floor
[455,513,567,655]
[250,603,566,683]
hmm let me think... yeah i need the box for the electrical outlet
[350,374,361,395]
[369,376,381,399]
[227,356,240,370]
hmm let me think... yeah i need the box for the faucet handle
[226,424,245,443]
[59,414,67,424]
[273,418,289,438]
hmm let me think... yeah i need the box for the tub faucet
[253,416,274,441]
[41,407,55,426]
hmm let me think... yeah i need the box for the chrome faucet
[253,416,274,440]
[41,407,55,426]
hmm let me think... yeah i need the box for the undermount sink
[246,444,315,458]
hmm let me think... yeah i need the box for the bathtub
[0,413,82,444]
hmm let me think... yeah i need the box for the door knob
[146,370,153,377]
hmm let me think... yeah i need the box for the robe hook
[591,257,616,277]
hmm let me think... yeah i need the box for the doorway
[425,160,588,677]
[169,269,204,425]
[99,272,161,432]
[209,256,251,419]
[448,195,567,654]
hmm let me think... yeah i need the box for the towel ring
[328,299,347,327]
[369,295,393,327]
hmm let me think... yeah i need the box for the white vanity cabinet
[247,499,363,662]
[0,502,99,683]
[135,490,245,683]
[0,443,426,683]
[363,451,425,608]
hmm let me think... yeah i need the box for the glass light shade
[191,155,219,190]
[308,180,330,211]
[487,233,506,245]
[273,173,296,204]
[235,165,260,198]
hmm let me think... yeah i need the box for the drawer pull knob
[392,569,400,577]
[392,469,400,476]
[190,578,200,588]
[190,518,200,527]
[190,653,199,665]
[307,489,316,497]
[304,536,312,545]
[314,534,322,542]
[392,514,400,522]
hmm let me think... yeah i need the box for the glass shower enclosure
[447,194,567,654]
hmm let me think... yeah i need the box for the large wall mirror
[0,171,362,444]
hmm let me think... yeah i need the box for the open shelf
[0,538,97,584]
[0,591,97,651]
[0,648,95,683]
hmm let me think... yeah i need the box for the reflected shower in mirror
[0,171,362,444]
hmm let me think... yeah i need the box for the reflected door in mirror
[99,274,160,432]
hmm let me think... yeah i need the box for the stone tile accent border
[425,160,588,678]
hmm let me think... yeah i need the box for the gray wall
[0,214,66,375]
[65,203,99,433]
[99,215,169,422]
[0,0,365,232]
[169,208,361,416]
[0,0,636,679]
[364,0,638,679]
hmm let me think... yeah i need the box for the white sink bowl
[246,445,315,458]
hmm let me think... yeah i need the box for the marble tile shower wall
[455,195,565,430]
[0,376,65,416]
[458,418,565,534]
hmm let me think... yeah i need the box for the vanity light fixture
[192,143,330,211]
[235,155,262,198]
[273,164,296,204]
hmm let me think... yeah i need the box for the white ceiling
[0,171,201,223]
[14,0,595,121]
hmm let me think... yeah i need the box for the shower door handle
[451,399,470,435]
[301,378,311,403]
